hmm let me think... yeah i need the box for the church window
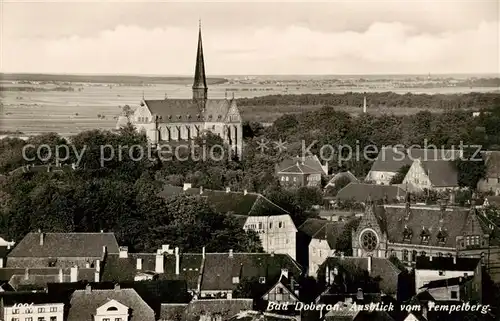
[412,250,417,262]
[402,250,409,261]
[360,230,378,252]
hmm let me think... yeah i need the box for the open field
[1,81,499,136]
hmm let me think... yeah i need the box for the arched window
[107,307,118,311]
[403,250,409,261]
[360,230,378,252]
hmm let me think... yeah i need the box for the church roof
[336,183,405,202]
[144,99,232,123]
[193,22,207,91]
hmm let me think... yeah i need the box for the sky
[1,0,499,75]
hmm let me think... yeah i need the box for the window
[50,307,57,312]
[403,227,412,242]
[269,222,273,229]
[412,250,418,262]
[281,176,285,181]
[50,318,56,321]
[278,287,283,294]
[38,308,45,313]
[115,319,122,321]
[402,250,409,261]
[11,319,19,321]
[438,252,443,257]
[279,222,283,228]
[451,291,458,299]
[13,309,19,314]
[420,251,426,257]
[103,319,110,321]
[26,318,33,321]
[474,236,480,245]
[439,271,445,276]
[360,230,378,252]
[37,318,44,321]
[259,277,266,284]
[258,222,263,230]
[293,177,297,182]
[232,277,239,284]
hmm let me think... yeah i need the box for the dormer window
[403,226,413,242]
[177,115,182,119]
[259,277,266,284]
[420,228,430,244]
[168,115,172,120]
[218,115,222,119]
[196,114,201,119]
[208,115,212,119]
[232,277,239,284]
[187,115,191,119]
[437,229,447,244]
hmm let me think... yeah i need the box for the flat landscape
[1,74,499,136]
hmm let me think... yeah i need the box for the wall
[4,303,64,321]
[308,239,333,277]
[477,178,500,194]
[244,215,297,260]
[402,161,431,190]
[278,173,305,188]
[263,282,298,303]
[427,284,461,301]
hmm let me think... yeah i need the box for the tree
[389,165,410,185]
[325,175,351,197]
[455,148,486,190]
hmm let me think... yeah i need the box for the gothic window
[360,230,378,252]
[403,250,409,262]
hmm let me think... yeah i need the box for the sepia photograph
[0,0,499,320]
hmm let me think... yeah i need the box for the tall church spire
[192,20,208,102]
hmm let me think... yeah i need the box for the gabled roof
[0,291,65,306]
[298,218,347,249]
[369,147,461,173]
[336,183,405,202]
[418,160,458,187]
[0,267,96,290]
[321,256,401,295]
[200,253,302,291]
[144,99,232,123]
[8,232,120,258]
[67,288,155,321]
[415,256,480,271]
[421,275,473,289]
[375,204,490,247]
[263,274,299,301]
[277,155,326,175]
[158,185,289,216]
[325,171,359,188]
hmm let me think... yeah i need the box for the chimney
[243,189,248,195]
[24,268,29,280]
[136,258,143,270]
[94,271,100,283]
[226,187,230,193]
[229,249,233,258]
[0,258,3,268]
[162,244,170,253]
[367,256,372,275]
[430,254,433,261]
[114,283,120,291]
[183,183,192,191]
[85,284,92,294]
[202,246,206,259]
[96,259,101,272]
[39,231,44,246]
[58,268,63,283]
[453,256,457,264]
[119,246,128,258]
[70,266,78,282]
[200,186,204,194]
[155,254,164,273]
[175,247,180,275]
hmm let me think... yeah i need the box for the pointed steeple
[192,20,208,103]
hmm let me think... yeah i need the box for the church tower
[192,21,208,103]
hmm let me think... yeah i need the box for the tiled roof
[483,151,500,178]
[369,147,461,173]
[3,267,96,290]
[415,256,480,271]
[145,99,232,123]
[374,204,489,247]
[419,160,458,187]
[336,183,405,202]
[159,185,289,216]
[298,218,347,249]
[67,288,155,321]
[321,257,401,295]
[421,275,473,289]
[200,253,302,291]
[160,303,189,320]
[0,292,65,306]
[325,171,359,188]
[277,155,326,175]
[184,299,254,321]
[8,164,75,176]
[102,253,202,290]
[8,232,120,258]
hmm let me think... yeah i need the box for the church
[118,23,243,158]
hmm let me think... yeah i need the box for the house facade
[351,200,492,266]
[477,151,500,195]
[276,155,327,188]
[159,185,297,260]
[0,293,64,321]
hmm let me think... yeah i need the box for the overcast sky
[1,0,499,75]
